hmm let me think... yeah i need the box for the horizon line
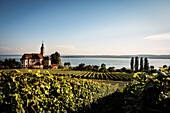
[0,54,170,56]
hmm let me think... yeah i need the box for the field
[0,69,169,113]
[1,69,133,81]
[0,69,119,112]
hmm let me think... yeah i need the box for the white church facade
[20,42,51,69]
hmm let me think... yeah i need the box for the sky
[0,0,170,55]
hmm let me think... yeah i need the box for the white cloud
[0,47,13,51]
[0,47,26,54]
[0,47,25,51]
[145,33,170,40]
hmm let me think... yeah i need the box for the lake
[0,55,170,69]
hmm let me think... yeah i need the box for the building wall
[21,59,43,69]
[44,60,51,67]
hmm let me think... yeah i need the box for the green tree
[0,60,4,69]
[163,65,167,68]
[79,63,85,71]
[85,65,93,71]
[67,62,71,67]
[130,57,134,71]
[135,56,139,72]
[50,52,62,65]
[93,65,100,71]
[140,57,144,71]
[100,63,107,72]
[64,62,71,67]
[150,65,154,71]
[108,67,115,72]
[3,58,19,69]
[168,66,170,71]
[101,63,106,68]
[121,67,127,72]
[144,58,149,71]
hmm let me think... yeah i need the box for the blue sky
[0,0,170,55]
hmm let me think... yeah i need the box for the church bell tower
[40,41,45,57]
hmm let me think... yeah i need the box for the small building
[20,42,51,69]
[49,64,58,69]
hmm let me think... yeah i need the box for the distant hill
[61,55,170,59]
[0,55,170,59]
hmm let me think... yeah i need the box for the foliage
[130,57,134,71]
[0,59,20,69]
[144,58,149,71]
[0,70,118,113]
[121,67,127,72]
[64,62,71,67]
[92,65,100,71]
[101,63,106,69]
[108,67,115,72]
[1,69,134,81]
[139,57,143,71]
[85,65,93,71]
[123,69,169,113]
[50,52,62,65]
[99,63,107,72]
[78,63,85,71]
[135,56,139,72]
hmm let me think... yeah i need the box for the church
[20,42,51,69]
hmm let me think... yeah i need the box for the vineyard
[2,69,133,81]
[123,70,170,113]
[0,70,118,113]
[0,68,170,113]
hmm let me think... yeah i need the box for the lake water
[0,55,170,69]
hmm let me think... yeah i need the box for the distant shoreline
[0,55,170,59]
[61,55,170,59]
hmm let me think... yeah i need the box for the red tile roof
[20,53,43,60]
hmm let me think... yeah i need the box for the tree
[64,62,67,67]
[64,62,71,67]
[121,67,127,72]
[130,57,134,71]
[168,66,170,71]
[101,63,106,68]
[144,58,149,71]
[50,52,62,65]
[67,62,71,67]
[140,57,144,71]
[108,67,115,72]
[163,65,167,68]
[93,65,100,71]
[3,58,19,69]
[99,67,107,72]
[0,60,3,65]
[0,60,4,69]
[79,63,85,71]
[150,65,154,71]
[100,63,107,72]
[150,65,156,73]
[85,65,93,71]
[135,56,139,72]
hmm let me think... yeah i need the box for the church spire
[40,41,45,57]
[42,40,44,47]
